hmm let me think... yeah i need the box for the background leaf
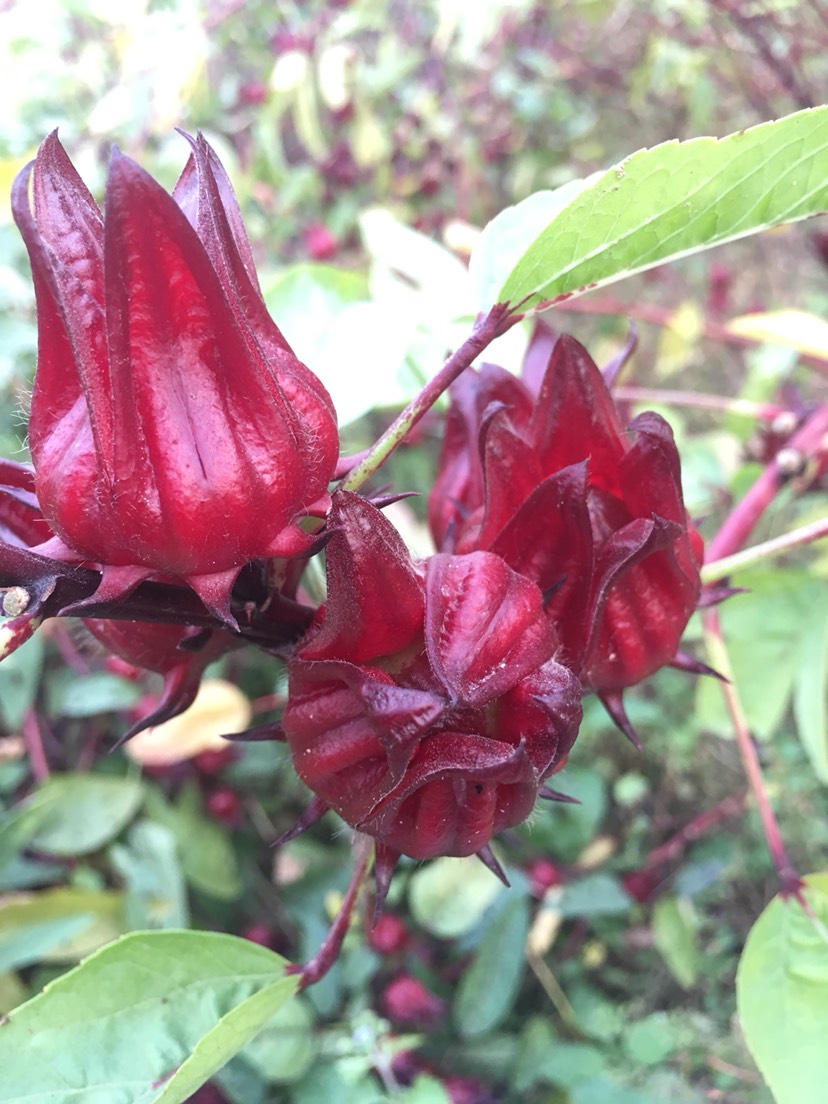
[0,887,125,970]
[454,893,530,1037]
[26,773,144,856]
[0,634,42,730]
[144,783,242,901]
[408,856,504,938]
[109,821,190,929]
[0,930,298,1104]
[695,569,827,742]
[471,107,828,311]
[793,607,828,784]
[737,873,828,1104]
[652,897,699,989]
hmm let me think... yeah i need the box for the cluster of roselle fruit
[0,133,705,909]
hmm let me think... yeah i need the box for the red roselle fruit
[281,492,582,879]
[12,132,338,623]
[82,617,234,739]
[428,329,703,737]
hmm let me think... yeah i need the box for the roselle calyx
[281,493,582,867]
[429,332,703,698]
[11,132,338,621]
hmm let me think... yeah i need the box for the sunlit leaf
[737,873,828,1104]
[0,930,298,1104]
[726,309,828,360]
[471,108,828,312]
[125,679,250,768]
[0,888,124,970]
[408,856,503,938]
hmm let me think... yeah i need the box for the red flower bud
[380,973,445,1027]
[206,786,242,825]
[303,222,338,261]
[82,617,235,738]
[429,333,702,694]
[282,493,582,861]
[527,857,565,897]
[12,132,338,620]
[368,912,410,956]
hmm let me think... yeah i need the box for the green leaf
[236,996,315,1083]
[400,1075,452,1103]
[0,791,65,877]
[559,873,632,917]
[652,896,699,989]
[0,853,65,891]
[0,633,43,729]
[454,893,530,1037]
[408,856,504,938]
[0,915,91,973]
[0,887,125,969]
[0,971,27,1016]
[519,766,607,862]
[696,569,826,742]
[46,669,142,717]
[0,930,298,1104]
[539,1042,606,1088]
[623,1013,678,1066]
[27,772,144,856]
[570,1078,645,1104]
[471,107,828,312]
[793,603,828,784]
[143,784,241,901]
[737,873,828,1104]
[110,821,190,930]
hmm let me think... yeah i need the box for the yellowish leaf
[726,310,828,360]
[126,679,251,767]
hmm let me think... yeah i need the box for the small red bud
[622,867,662,904]
[443,1075,494,1104]
[527,857,565,897]
[389,1048,434,1086]
[206,787,241,825]
[380,974,445,1028]
[303,222,338,261]
[183,1085,228,1104]
[238,81,268,106]
[193,747,238,776]
[368,913,409,956]
[241,923,273,946]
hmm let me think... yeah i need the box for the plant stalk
[702,608,801,894]
[339,304,520,494]
[701,516,828,583]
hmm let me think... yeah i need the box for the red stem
[22,709,50,781]
[285,835,373,989]
[339,303,521,493]
[705,403,828,563]
[703,609,801,894]
[644,792,747,870]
